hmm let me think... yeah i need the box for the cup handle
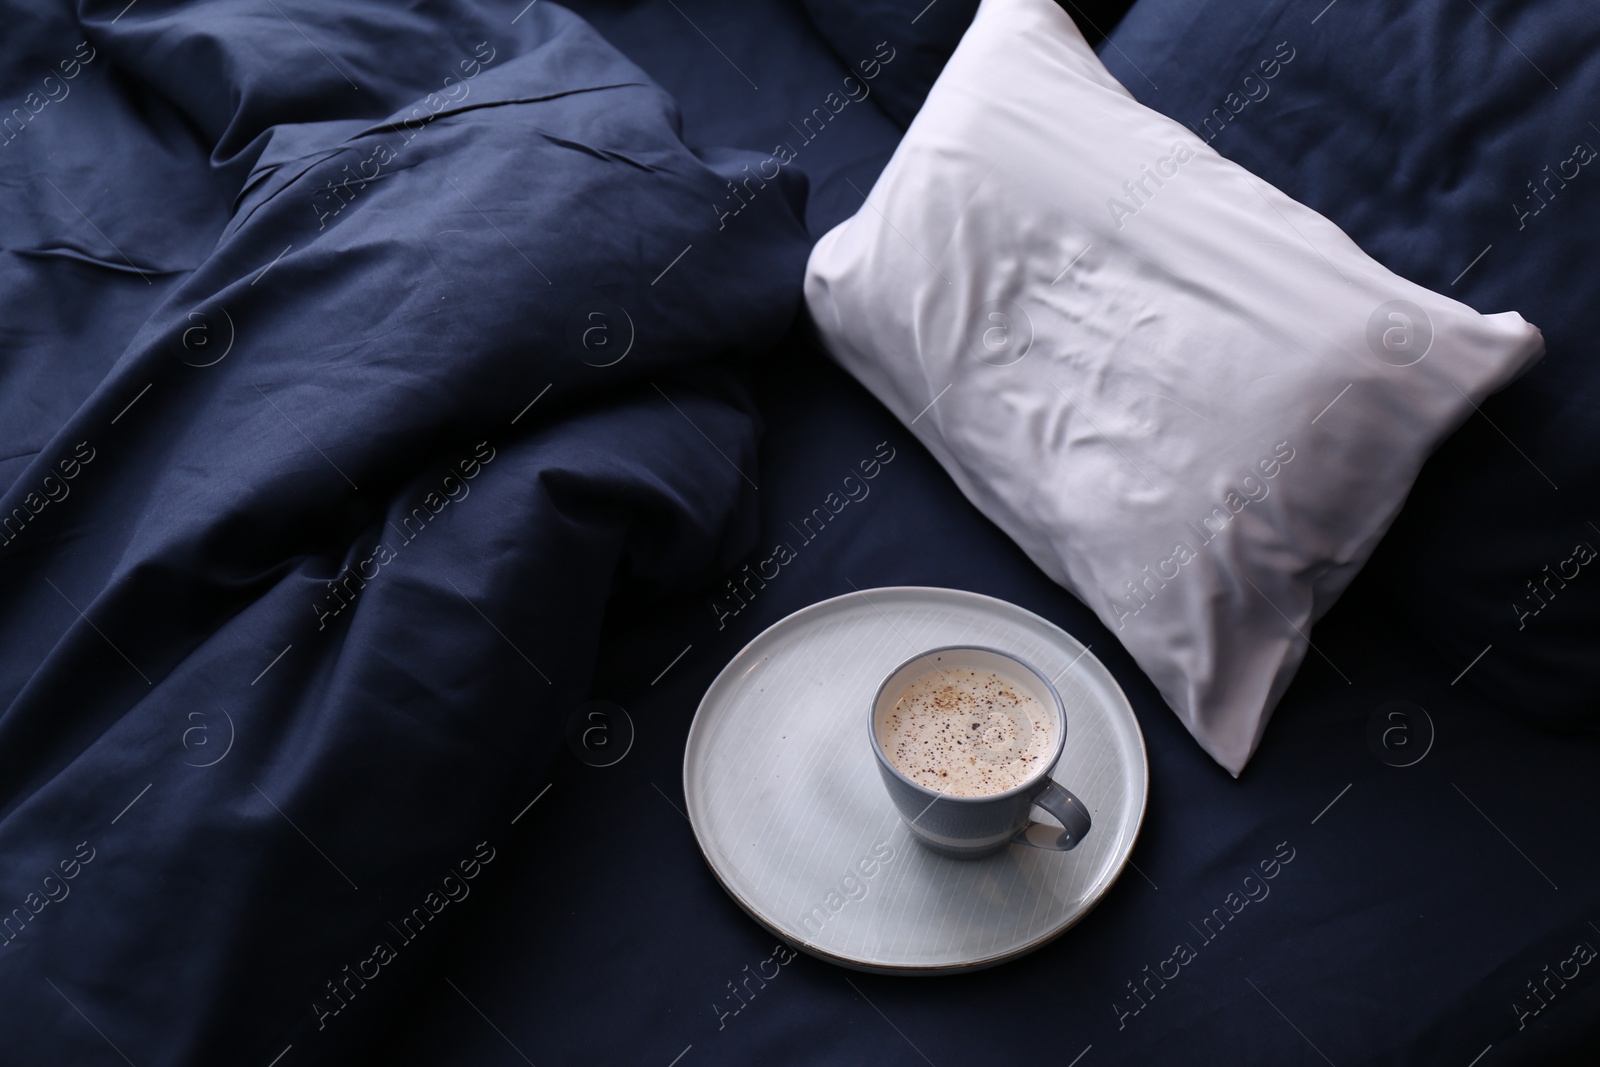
[1014,779,1092,851]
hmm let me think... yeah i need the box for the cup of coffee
[869,646,1092,857]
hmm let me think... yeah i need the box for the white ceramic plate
[683,586,1148,974]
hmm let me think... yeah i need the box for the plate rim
[681,584,1150,975]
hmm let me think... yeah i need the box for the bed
[1,0,1595,1064]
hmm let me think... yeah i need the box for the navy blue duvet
[0,2,811,1062]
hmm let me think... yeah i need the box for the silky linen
[804,0,1544,773]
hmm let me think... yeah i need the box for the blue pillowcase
[794,0,1131,128]
[793,0,981,127]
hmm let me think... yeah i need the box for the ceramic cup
[869,646,1092,857]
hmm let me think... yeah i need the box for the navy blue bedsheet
[377,344,1600,1067]
[369,3,1600,1067]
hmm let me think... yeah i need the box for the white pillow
[803,0,1543,775]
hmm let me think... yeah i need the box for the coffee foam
[879,666,1053,797]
